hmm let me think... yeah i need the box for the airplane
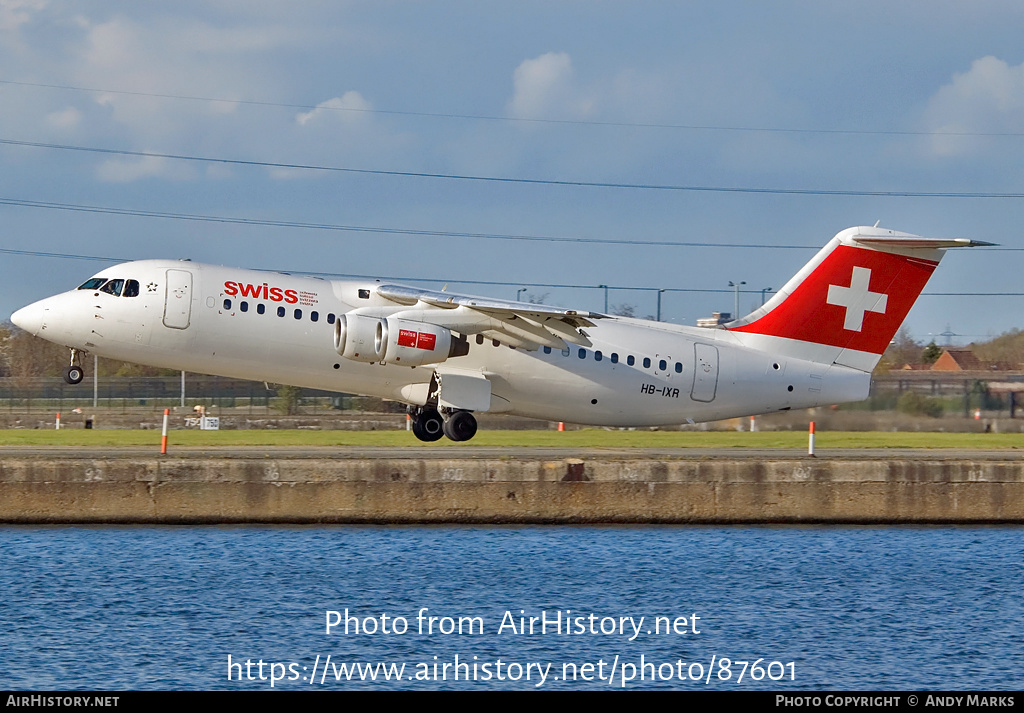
[10,226,988,441]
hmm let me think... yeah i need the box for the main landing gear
[409,407,478,442]
[63,349,85,385]
[442,409,478,442]
[410,407,444,442]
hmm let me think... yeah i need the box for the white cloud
[71,15,299,138]
[923,56,1024,156]
[44,106,81,129]
[0,0,45,32]
[508,52,593,119]
[295,91,372,126]
[95,154,174,183]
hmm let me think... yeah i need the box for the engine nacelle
[334,314,387,363]
[335,314,462,366]
[382,318,452,366]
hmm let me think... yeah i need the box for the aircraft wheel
[63,365,85,385]
[412,409,444,442]
[442,410,477,442]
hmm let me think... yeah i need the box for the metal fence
[1,371,1021,417]
[0,375,367,415]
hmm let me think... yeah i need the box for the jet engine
[334,314,387,363]
[335,314,467,366]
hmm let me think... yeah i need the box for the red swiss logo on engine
[397,330,437,350]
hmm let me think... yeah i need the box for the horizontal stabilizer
[853,236,995,249]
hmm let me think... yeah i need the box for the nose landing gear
[63,349,85,385]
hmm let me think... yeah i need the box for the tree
[610,303,636,318]
[274,384,302,415]
[921,341,942,364]
[974,328,1024,367]
[876,327,921,372]
[2,328,68,377]
[897,391,944,418]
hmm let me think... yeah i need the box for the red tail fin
[728,227,988,370]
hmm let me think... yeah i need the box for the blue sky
[2,1,1023,344]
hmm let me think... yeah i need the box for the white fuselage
[14,259,870,425]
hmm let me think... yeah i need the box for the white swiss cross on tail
[825,266,887,331]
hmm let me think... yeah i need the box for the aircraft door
[691,343,719,402]
[163,269,193,329]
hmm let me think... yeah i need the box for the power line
[1,194,1019,253]
[0,196,817,249]
[3,78,1023,138]
[1,245,1021,296]
[4,195,1019,251]
[5,137,1024,198]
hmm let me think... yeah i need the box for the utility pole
[656,289,667,321]
[516,288,527,302]
[760,287,773,306]
[599,284,608,313]
[729,280,746,319]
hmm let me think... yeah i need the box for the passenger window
[659,359,667,371]
[327,313,336,324]
[578,348,586,359]
[627,355,635,366]
[611,353,619,364]
[492,339,500,347]
[561,348,570,357]
[100,279,124,296]
[594,351,603,362]
[123,280,140,297]
[675,362,682,373]
[223,299,232,310]
[643,357,651,369]
[543,346,551,354]
[294,309,302,320]
[257,304,266,315]
[277,306,285,317]
[476,335,484,345]
[311,311,319,322]
[78,278,106,290]
[240,301,248,312]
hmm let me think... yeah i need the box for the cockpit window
[123,279,140,297]
[99,279,125,297]
[78,278,106,290]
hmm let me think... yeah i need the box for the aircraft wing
[374,284,605,350]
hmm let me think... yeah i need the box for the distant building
[930,348,982,371]
[696,312,731,328]
[931,348,1014,372]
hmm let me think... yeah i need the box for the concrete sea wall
[2,455,1023,523]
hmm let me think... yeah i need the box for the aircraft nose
[11,301,46,335]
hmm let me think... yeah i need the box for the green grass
[0,429,1022,448]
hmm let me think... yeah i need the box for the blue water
[1,526,1021,690]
